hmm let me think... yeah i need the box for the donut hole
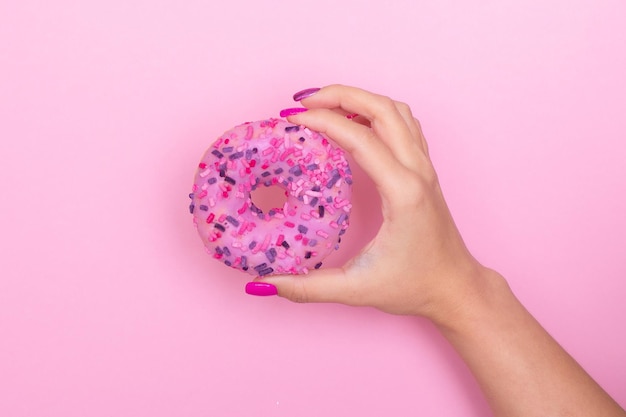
[250,184,289,213]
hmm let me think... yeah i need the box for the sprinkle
[305,190,322,197]
[207,177,217,184]
[222,146,234,153]
[274,167,284,175]
[206,213,215,223]
[199,205,208,211]
[226,215,239,227]
[254,263,268,272]
[224,176,236,185]
[229,151,244,160]
[258,267,274,276]
[248,241,257,250]
[281,241,290,249]
[189,204,195,214]
[318,205,325,218]
[199,169,211,178]
[314,262,322,269]
[298,137,305,142]
[285,125,300,132]
[297,225,309,234]
[309,197,319,207]
[265,248,277,263]
[326,174,341,188]
[308,239,318,247]
[223,247,231,257]
[337,213,348,225]
[211,150,224,158]
[304,251,312,259]
[240,256,248,268]
[214,223,226,232]
[284,221,295,228]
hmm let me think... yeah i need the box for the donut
[188,118,353,276]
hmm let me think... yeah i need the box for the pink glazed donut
[189,118,352,276]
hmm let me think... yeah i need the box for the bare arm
[248,85,625,417]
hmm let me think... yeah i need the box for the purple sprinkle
[314,262,322,269]
[265,250,276,263]
[189,204,195,214]
[298,137,305,142]
[188,193,194,199]
[309,197,319,207]
[308,239,318,247]
[346,178,353,185]
[199,205,208,211]
[285,125,300,132]
[219,169,225,177]
[214,223,225,232]
[248,241,257,250]
[261,171,271,177]
[318,205,325,218]
[306,163,318,171]
[229,151,244,160]
[274,167,284,174]
[326,196,333,203]
[224,176,236,185]
[240,256,248,268]
[245,150,253,160]
[297,225,308,234]
[258,267,274,276]
[224,260,232,266]
[214,247,223,255]
[226,215,239,226]
[339,228,346,236]
[304,251,312,259]
[281,241,290,249]
[289,166,302,176]
[264,180,272,187]
[207,177,217,184]
[222,146,234,153]
[254,263,268,271]
[211,150,224,158]
[326,174,341,188]
[337,213,348,225]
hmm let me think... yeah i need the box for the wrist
[426,265,511,332]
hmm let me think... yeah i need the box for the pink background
[1,0,624,415]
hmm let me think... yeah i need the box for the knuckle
[288,280,310,303]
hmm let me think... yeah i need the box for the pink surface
[0,0,624,415]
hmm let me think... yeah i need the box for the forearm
[433,269,625,417]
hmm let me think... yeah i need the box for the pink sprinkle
[284,221,295,228]
[316,230,330,239]
[295,256,301,265]
[301,267,309,274]
[260,234,271,251]
[237,203,248,214]
[208,198,215,207]
[238,222,248,235]
[262,147,274,156]
[294,234,303,241]
[300,213,311,220]
[276,234,284,245]
[334,199,350,208]
[329,221,339,229]
[197,190,208,199]
[245,125,254,140]
[218,214,227,223]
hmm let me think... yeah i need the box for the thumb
[245,268,354,304]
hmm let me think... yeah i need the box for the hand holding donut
[248,85,494,322]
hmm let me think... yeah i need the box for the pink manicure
[293,88,320,101]
[279,107,308,117]
[245,282,278,296]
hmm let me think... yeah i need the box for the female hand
[249,85,493,322]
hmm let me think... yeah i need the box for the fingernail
[279,107,308,118]
[293,87,320,101]
[245,282,278,296]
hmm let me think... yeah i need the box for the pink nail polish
[293,88,320,101]
[245,282,278,296]
[279,107,308,118]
